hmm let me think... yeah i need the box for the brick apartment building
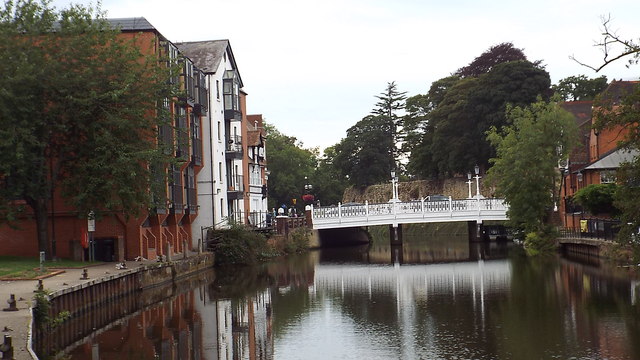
[559,80,639,230]
[1,17,270,261]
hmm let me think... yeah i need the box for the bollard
[80,268,89,280]
[0,335,13,360]
[2,295,17,312]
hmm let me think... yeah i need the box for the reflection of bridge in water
[313,260,511,302]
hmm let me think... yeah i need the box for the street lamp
[302,176,314,205]
[390,170,399,202]
[474,164,481,199]
[466,172,473,199]
[304,176,313,192]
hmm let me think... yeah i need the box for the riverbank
[0,253,213,360]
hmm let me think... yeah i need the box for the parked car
[426,195,449,202]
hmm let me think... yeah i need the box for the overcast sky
[50,0,640,150]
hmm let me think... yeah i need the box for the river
[58,224,640,359]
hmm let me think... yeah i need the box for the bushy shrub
[283,227,310,254]
[572,184,618,215]
[209,225,270,265]
[524,225,558,256]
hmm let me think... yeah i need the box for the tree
[371,81,407,170]
[263,124,317,211]
[0,0,175,258]
[334,115,394,187]
[486,98,578,244]
[552,75,608,101]
[454,42,531,78]
[312,146,348,206]
[409,60,551,178]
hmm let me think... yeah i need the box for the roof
[599,80,640,103]
[106,17,157,32]
[176,40,244,87]
[246,114,265,146]
[560,101,592,127]
[585,148,639,170]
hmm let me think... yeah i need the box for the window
[219,162,223,182]
[600,170,616,184]
[216,80,220,100]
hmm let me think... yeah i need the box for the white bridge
[310,198,509,230]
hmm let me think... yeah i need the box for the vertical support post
[467,221,479,242]
[165,242,172,262]
[389,224,403,246]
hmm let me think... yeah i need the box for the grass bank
[0,256,99,279]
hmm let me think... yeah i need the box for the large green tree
[486,98,578,237]
[334,115,394,187]
[263,124,317,210]
[552,75,608,101]
[312,146,348,206]
[371,81,407,171]
[454,42,531,78]
[0,0,175,258]
[409,59,551,178]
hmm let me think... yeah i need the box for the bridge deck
[311,198,508,230]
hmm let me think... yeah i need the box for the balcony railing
[227,174,244,193]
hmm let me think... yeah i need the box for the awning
[585,148,639,170]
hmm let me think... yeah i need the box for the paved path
[0,260,157,360]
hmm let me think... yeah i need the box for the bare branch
[572,15,640,72]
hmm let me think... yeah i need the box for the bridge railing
[312,198,508,223]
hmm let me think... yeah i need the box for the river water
[60,225,640,360]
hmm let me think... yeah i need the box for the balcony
[227,174,244,200]
[225,135,243,159]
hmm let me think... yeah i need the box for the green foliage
[613,161,640,253]
[487,97,578,233]
[333,115,394,187]
[552,75,608,101]
[33,289,71,330]
[209,224,270,265]
[407,57,551,178]
[572,183,618,215]
[312,146,348,205]
[580,19,640,256]
[523,225,559,256]
[371,81,407,170]
[283,227,310,254]
[263,123,317,210]
[454,42,531,78]
[0,0,176,257]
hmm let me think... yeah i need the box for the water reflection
[61,227,640,360]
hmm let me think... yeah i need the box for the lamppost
[303,176,314,208]
[390,170,400,202]
[466,172,473,199]
[474,164,481,199]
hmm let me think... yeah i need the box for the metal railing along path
[311,198,508,230]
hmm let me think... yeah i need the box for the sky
[49,0,640,151]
